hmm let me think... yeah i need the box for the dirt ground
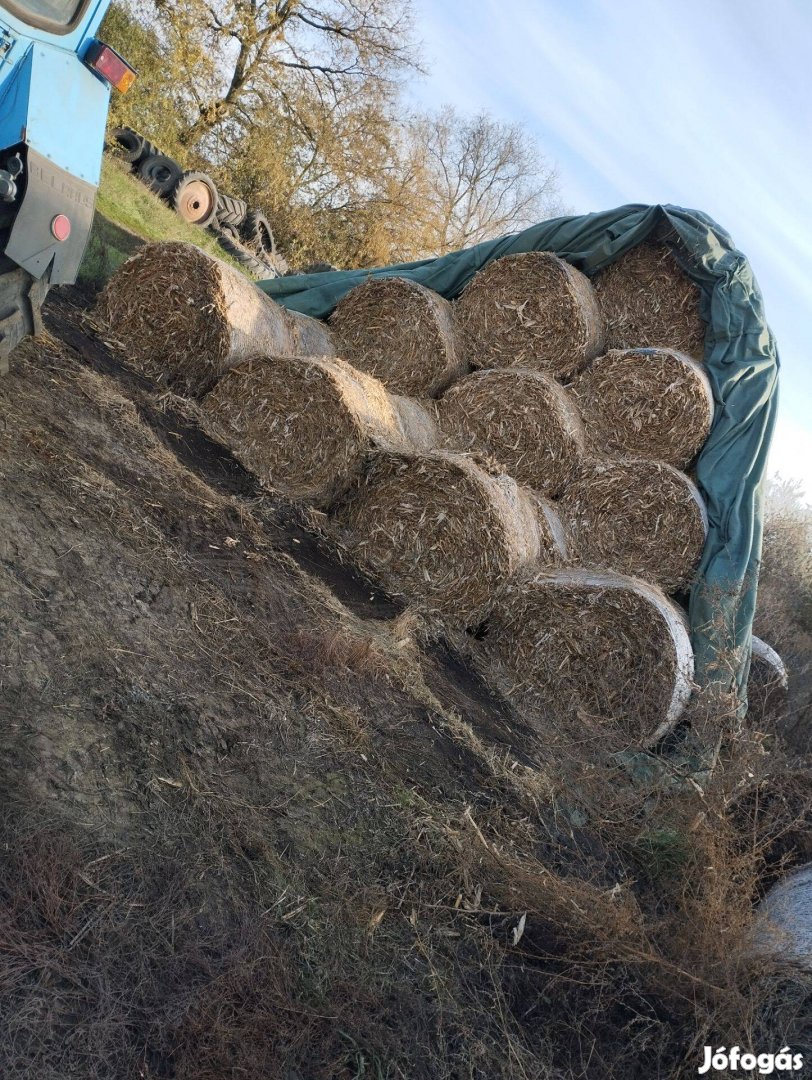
[0,288,809,1079]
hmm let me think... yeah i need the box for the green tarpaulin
[259,204,780,707]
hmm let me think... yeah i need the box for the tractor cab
[0,0,131,366]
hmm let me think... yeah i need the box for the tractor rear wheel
[137,154,183,197]
[0,256,50,374]
[172,171,219,227]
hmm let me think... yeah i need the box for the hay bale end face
[747,636,789,726]
[200,355,438,508]
[328,276,466,397]
[486,569,695,746]
[454,251,604,378]
[437,368,586,497]
[98,242,334,397]
[560,458,708,593]
[338,451,565,625]
[593,240,706,360]
[571,348,714,469]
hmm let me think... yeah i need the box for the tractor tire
[211,226,272,278]
[137,153,183,197]
[215,193,248,228]
[172,171,219,227]
[241,208,275,258]
[0,256,50,374]
[110,126,145,164]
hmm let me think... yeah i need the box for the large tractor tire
[241,209,275,258]
[0,256,50,374]
[211,226,273,278]
[110,126,145,164]
[172,171,219,227]
[215,193,248,229]
[137,153,183,197]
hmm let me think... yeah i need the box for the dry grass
[437,368,586,497]
[97,241,334,396]
[593,240,706,361]
[329,276,467,397]
[560,458,708,593]
[481,568,694,747]
[336,450,565,626]
[200,354,438,508]
[570,347,714,469]
[454,251,604,377]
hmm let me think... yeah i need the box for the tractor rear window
[1,0,89,32]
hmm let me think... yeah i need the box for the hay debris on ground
[570,347,714,469]
[560,458,708,593]
[484,568,695,747]
[454,251,604,378]
[336,450,566,626]
[328,276,467,397]
[200,355,439,508]
[748,636,790,726]
[436,368,587,497]
[593,240,706,360]
[97,242,334,397]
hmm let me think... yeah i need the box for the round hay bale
[97,242,334,397]
[328,277,466,397]
[436,368,586,497]
[751,863,812,972]
[454,252,604,378]
[338,451,566,625]
[199,355,439,508]
[486,569,694,746]
[748,636,789,726]
[593,241,706,360]
[560,459,708,593]
[570,348,714,469]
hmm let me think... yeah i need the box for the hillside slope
[0,289,809,1079]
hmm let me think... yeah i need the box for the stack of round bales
[98,242,334,397]
[200,355,438,508]
[328,276,467,397]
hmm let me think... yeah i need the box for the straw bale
[593,241,706,360]
[454,252,604,377]
[748,636,789,726]
[98,242,334,397]
[337,450,566,625]
[570,348,713,469]
[560,458,708,593]
[751,863,812,971]
[437,368,586,497]
[486,569,695,746]
[328,276,466,397]
[200,355,438,508]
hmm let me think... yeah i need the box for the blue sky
[409,0,812,494]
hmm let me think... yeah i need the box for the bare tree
[409,107,564,254]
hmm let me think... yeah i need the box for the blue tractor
[0,0,132,370]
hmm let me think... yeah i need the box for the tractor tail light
[85,42,137,94]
